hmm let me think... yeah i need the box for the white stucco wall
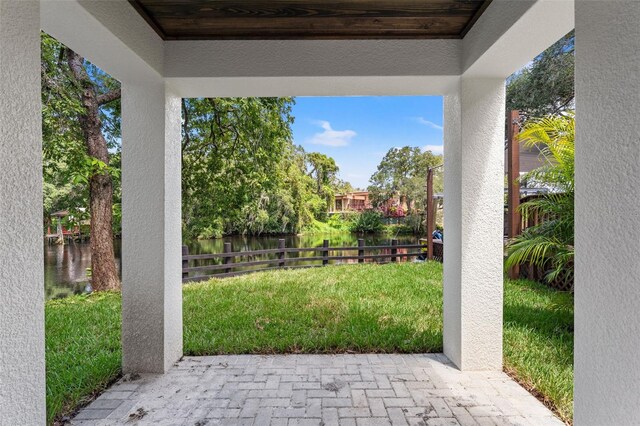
[165,39,461,78]
[574,1,640,423]
[121,79,183,373]
[464,0,574,78]
[166,76,461,99]
[41,0,163,83]
[0,1,46,423]
[443,77,505,370]
[164,38,462,97]
[443,93,463,366]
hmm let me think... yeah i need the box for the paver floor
[72,354,563,425]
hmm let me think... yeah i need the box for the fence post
[278,239,286,268]
[358,239,365,264]
[427,167,434,260]
[322,239,329,265]
[391,239,398,262]
[223,242,233,274]
[182,245,188,280]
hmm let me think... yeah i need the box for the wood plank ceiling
[129,0,493,40]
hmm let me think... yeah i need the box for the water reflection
[44,233,419,300]
[44,240,121,300]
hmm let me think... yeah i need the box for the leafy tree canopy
[181,97,348,239]
[368,146,443,213]
[41,33,121,231]
[507,30,574,119]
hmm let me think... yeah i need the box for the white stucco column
[121,79,183,373]
[574,1,640,423]
[0,0,46,423]
[443,77,505,371]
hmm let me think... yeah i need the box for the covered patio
[1,0,638,424]
[73,354,561,425]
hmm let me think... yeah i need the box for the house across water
[332,191,371,213]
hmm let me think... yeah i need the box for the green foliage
[181,98,350,239]
[349,210,384,233]
[42,35,353,240]
[505,113,575,287]
[326,213,351,231]
[368,146,443,213]
[403,213,426,235]
[41,33,121,231]
[507,31,574,119]
[306,152,340,217]
[302,214,351,234]
[182,97,295,238]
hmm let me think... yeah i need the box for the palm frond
[506,112,575,287]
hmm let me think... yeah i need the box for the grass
[503,278,574,422]
[183,263,443,354]
[45,262,573,424]
[45,291,121,425]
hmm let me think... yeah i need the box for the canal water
[44,232,420,300]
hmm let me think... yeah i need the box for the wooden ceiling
[129,0,493,40]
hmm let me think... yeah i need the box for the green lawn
[45,292,121,424]
[503,278,574,422]
[45,262,573,424]
[184,262,443,354]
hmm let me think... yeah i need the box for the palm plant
[505,112,574,288]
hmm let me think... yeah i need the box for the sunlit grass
[45,291,121,424]
[183,262,443,355]
[45,262,574,423]
[503,279,574,422]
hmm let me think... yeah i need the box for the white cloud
[306,120,356,147]
[414,117,444,131]
[423,144,444,155]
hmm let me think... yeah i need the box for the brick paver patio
[72,354,563,425]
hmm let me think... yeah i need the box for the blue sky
[291,96,443,189]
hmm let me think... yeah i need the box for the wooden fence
[182,238,443,283]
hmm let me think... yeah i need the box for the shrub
[327,213,351,231]
[404,213,426,235]
[505,112,574,289]
[349,210,384,233]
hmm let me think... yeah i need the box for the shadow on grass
[504,279,573,339]
[504,302,573,338]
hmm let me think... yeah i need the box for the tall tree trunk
[67,49,120,291]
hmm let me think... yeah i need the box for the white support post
[0,0,46,422]
[574,1,640,423]
[121,78,183,373]
[443,77,505,371]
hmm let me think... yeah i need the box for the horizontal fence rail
[182,238,444,283]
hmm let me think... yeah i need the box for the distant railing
[182,238,444,283]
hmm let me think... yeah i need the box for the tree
[507,30,574,119]
[181,97,299,238]
[42,33,121,291]
[368,146,442,212]
[505,113,575,288]
[335,179,355,194]
[306,152,339,215]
